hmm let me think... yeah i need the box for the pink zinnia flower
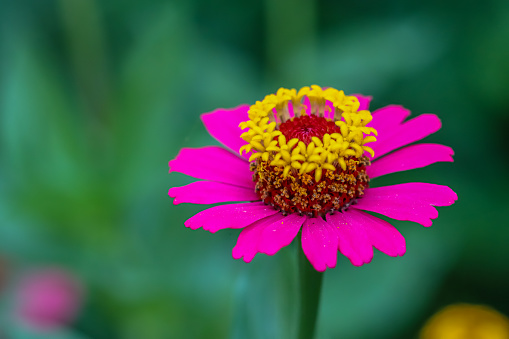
[169,86,457,271]
[15,268,84,331]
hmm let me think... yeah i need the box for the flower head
[168,86,457,271]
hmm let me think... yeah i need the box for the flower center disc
[239,86,377,217]
[279,114,340,145]
[251,114,371,217]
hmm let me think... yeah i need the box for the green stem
[297,243,324,339]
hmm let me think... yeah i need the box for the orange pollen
[250,114,371,217]
[251,156,370,217]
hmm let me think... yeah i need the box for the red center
[278,114,340,145]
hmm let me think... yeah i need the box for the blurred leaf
[279,15,452,94]
[231,245,298,339]
[5,324,91,339]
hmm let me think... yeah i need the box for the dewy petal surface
[301,217,338,271]
[232,213,287,263]
[370,113,442,160]
[201,105,250,160]
[368,144,454,179]
[169,181,259,205]
[169,146,254,188]
[185,202,279,233]
[353,183,458,227]
[345,209,406,257]
[326,212,373,266]
[257,214,307,256]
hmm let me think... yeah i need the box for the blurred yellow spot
[420,304,509,339]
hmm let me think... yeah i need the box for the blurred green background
[0,0,508,338]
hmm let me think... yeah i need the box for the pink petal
[368,144,454,179]
[369,105,411,138]
[370,113,442,160]
[352,94,372,111]
[232,213,287,262]
[301,217,338,271]
[354,183,458,227]
[201,105,250,159]
[169,181,259,205]
[324,100,334,119]
[185,202,278,233]
[168,146,253,188]
[326,212,373,266]
[344,209,406,257]
[257,214,307,256]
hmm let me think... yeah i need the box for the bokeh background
[1,0,508,338]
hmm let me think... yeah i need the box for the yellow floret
[239,86,378,181]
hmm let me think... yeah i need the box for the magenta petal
[354,183,458,227]
[345,209,406,257]
[369,105,411,138]
[169,146,253,188]
[257,214,307,256]
[352,94,372,111]
[169,181,259,205]
[368,144,454,178]
[326,212,373,266]
[185,202,278,233]
[232,213,287,262]
[301,218,338,271]
[371,113,442,160]
[201,105,250,159]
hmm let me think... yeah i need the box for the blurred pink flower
[16,268,84,330]
[168,86,457,271]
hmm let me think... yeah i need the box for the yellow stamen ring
[239,86,378,182]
